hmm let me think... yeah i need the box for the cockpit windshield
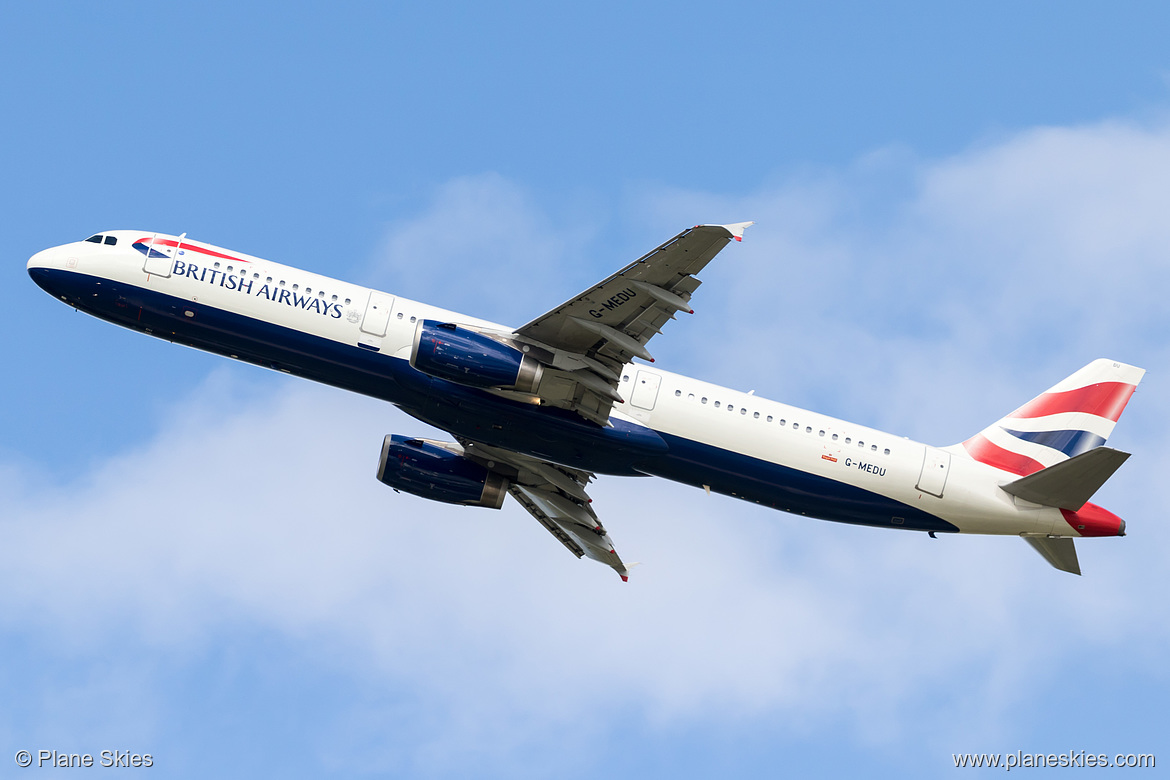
[84,234,118,246]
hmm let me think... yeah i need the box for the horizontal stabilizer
[1001,446,1130,510]
[1022,535,1081,575]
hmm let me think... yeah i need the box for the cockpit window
[104,236,117,246]
[85,235,103,243]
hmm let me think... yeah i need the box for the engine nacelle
[410,320,542,393]
[376,434,508,508]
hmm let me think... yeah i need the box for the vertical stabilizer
[960,359,1144,476]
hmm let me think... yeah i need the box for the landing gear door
[916,446,951,498]
[630,370,661,411]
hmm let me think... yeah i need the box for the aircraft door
[142,233,176,277]
[916,446,951,498]
[630,370,661,411]
[360,291,396,337]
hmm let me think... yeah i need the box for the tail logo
[962,361,1142,476]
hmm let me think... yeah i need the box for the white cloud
[4,117,1170,775]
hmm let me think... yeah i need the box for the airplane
[27,224,1144,580]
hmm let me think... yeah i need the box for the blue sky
[2,2,1169,777]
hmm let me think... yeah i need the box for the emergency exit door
[630,370,661,410]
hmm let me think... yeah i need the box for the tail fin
[960,359,1145,477]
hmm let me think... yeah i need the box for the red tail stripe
[1009,382,1136,423]
[962,435,1046,476]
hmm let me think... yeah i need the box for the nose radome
[27,248,54,271]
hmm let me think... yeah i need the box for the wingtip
[697,221,754,241]
[723,221,754,241]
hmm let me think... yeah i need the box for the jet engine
[410,320,542,393]
[376,434,508,508]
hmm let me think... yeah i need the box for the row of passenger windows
[85,233,413,323]
[670,387,892,455]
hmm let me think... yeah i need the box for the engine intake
[410,320,542,393]
[376,435,508,509]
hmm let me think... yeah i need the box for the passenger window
[714,401,721,408]
[806,426,812,433]
[727,405,733,412]
[832,433,838,441]
[344,298,351,305]
[871,444,878,451]
[103,236,117,246]
[845,437,851,444]
[674,389,681,397]
[740,408,747,415]
[883,448,891,455]
[397,312,404,319]
[701,397,707,404]
[214,262,221,269]
[753,412,760,419]
[779,419,786,425]
[766,415,773,422]
[819,430,825,437]
[688,393,695,400]
[858,441,865,448]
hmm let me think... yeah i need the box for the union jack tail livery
[961,359,1144,477]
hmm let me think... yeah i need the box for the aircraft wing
[511,222,752,425]
[458,439,632,580]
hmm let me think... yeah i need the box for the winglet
[618,561,642,582]
[721,221,754,241]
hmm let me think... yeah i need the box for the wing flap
[458,439,632,580]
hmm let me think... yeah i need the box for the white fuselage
[26,231,1086,540]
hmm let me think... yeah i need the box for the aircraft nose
[1118,518,1126,536]
[27,246,71,299]
[27,247,54,271]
